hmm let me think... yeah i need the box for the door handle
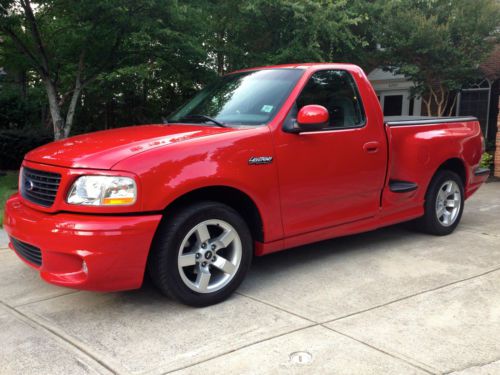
[363,141,380,153]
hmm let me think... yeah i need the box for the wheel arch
[422,157,467,200]
[161,185,264,243]
[435,157,467,187]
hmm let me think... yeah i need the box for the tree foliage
[197,0,372,73]
[376,0,500,116]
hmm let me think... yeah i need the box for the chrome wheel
[177,219,242,294]
[435,180,461,227]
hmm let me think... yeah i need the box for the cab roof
[228,62,363,75]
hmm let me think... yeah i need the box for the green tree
[376,0,500,116]
[196,0,372,74]
[72,1,214,132]
[0,0,163,139]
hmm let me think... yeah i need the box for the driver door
[274,69,387,237]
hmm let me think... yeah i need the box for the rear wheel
[416,170,464,235]
[148,201,252,307]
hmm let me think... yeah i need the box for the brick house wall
[495,100,500,177]
[481,45,500,150]
[481,45,500,81]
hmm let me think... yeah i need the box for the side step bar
[474,167,490,176]
[389,180,418,193]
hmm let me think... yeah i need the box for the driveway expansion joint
[236,291,317,323]
[158,324,317,375]
[236,292,437,374]
[444,357,500,374]
[324,326,437,374]
[322,265,500,325]
[13,290,79,308]
[0,301,119,375]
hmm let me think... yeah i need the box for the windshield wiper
[178,114,227,128]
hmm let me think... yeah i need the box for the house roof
[367,68,408,82]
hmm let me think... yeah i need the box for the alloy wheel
[177,219,242,293]
[435,180,461,227]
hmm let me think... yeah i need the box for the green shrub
[0,129,53,170]
[480,152,493,169]
[0,171,19,227]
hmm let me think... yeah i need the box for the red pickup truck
[4,63,489,306]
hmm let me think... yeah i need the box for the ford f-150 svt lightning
[3,63,489,306]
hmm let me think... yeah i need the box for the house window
[375,89,420,117]
[383,95,403,116]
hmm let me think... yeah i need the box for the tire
[148,201,253,307]
[415,170,464,236]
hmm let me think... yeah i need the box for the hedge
[0,129,53,170]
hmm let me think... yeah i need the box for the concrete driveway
[1,182,499,375]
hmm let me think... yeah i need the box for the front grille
[21,167,61,207]
[10,237,42,267]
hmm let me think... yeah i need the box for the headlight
[67,176,137,206]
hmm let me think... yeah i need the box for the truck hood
[25,124,236,170]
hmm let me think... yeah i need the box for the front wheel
[148,201,252,307]
[416,170,464,236]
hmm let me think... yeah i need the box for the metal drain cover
[289,351,313,365]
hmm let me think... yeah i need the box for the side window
[296,70,365,128]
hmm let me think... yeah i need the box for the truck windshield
[168,69,304,126]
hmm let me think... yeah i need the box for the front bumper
[3,194,162,291]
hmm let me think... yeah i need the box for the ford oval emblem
[25,179,35,191]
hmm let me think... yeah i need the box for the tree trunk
[216,30,226,76]
[435,84,449,117]
[423,96,432,116]
[64,88,82,138]
[64,78,83,138]
[43,78,65,140]
[448,93,458,116]
[217,50,225,76]
[423,82,452,117]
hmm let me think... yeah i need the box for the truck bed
[384,116,477,126]
[382,114,483,224]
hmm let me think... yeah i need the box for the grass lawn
[0,171,18,227]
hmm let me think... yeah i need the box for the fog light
[82,260,88,275]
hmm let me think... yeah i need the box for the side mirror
[296,105,329,132]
